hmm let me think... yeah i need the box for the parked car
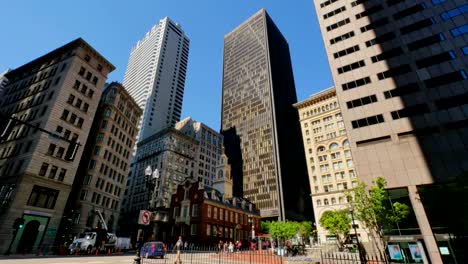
[140,241,166,259]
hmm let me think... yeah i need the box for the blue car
[140,241,166,259]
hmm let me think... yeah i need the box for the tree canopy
[319,209,351,248]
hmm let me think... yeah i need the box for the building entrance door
[16,220,40,253]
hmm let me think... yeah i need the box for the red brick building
[168,179,260,246]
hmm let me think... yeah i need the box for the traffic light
[64,139,80,161]
[13,218,25,231]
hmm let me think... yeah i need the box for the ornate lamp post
[134,166,154,264]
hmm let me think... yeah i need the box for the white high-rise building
[123,17,190,142]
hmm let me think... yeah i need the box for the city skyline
[0,0,332,131]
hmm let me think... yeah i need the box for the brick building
[168,178,260,246]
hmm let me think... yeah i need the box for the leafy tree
[347,177,411,252]
[261,221,271,234]
[269,221,299,240]
[298,221,313,238]
[319,209,351,249]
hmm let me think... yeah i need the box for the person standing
[173,236,183,264]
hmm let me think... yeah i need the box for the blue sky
[0,0,333,130]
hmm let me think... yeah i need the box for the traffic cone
[75,248,79,256]
[95,249,99,255]
[107,249,111,255]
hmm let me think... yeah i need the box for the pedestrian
[218,240,223,254]
[223,241,228,255]
[236,240,242,252]
[184,241,188,250]
[228,241,234,254]
[173,236,183,264]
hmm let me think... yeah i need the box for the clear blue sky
[0,0,333,130]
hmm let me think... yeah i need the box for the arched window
[343,140,350,147]
[324,199,329,205]
[218,170,223,179]
[317,146,326,152]
[339,197,344,204]
[331,198,336,205]
[317,200,322,206]
[330,143,339,150]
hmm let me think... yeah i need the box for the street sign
[138,210,151,225]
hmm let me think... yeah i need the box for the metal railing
[140,248,284,264]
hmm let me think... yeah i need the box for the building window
[80,189,88,201]
[47,144,56,155]
[49,166,58,179]
[342,76,371,91]
[324,199,329,205]
[39,163,49,176]
[337,60,365,74]
[330,31,355,45]
[407,33,446,51]
[206,224,211,236]
[346,95,378,109]
[173,207,179,218]
[191,204,199,217]
[323,6,346,19]
[333,45,360,59]
[393,3,427,21]
[326,18,351,32]
[207,205,212,218]
[27,185,59,209]
[317,200,322,206]
[351,114,385,129]
[191,224,197,235]
[441,5,468,21]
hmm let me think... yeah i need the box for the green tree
[261,221,271,234]
[319,209,351,249]
[298,221,313,238]
[347,177,411,252]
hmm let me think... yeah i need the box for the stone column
[408,185,442,264]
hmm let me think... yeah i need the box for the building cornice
[293,87,336,109]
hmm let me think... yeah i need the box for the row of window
[98,162,125,184]
[316,195,353,207]
[60,108,85,128]
[78,66,99,86]
[88,191,119,210]
[302,102,339,119]
[207,205,253,225]
[94,177,122,197]
[67,93,90,113]
[39,162,67,182]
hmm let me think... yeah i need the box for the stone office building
[313,0,468,262]
[294,88,368,244]
[61,82,141,236]
[0,38,114,253]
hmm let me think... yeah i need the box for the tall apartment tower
[0,38,114,254]
[61,82,141,236]
[123,17,190,142]
[313,1,468,262]
[221,9,312,220]
[294,88,368,243]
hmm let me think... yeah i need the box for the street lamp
[134,166,156,264]
[348,205,364,262]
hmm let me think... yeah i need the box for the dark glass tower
[221,9,312,221]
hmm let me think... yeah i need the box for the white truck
[69,209,125,254]
[69,231,117,254]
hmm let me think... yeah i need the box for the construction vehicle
[68,210,119,254]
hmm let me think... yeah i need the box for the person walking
[228,241,234,254]
[173,236,183,264]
